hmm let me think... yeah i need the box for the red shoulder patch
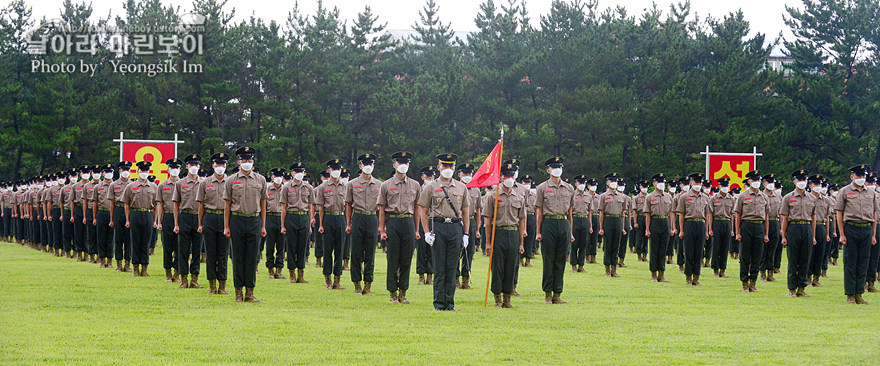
[114,187,121,190]
[98,188,104,191]
[715,200,720,203]
[133,187,139,190]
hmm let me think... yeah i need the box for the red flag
[467,141,502,188]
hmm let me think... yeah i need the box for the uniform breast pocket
[510,200,523,216]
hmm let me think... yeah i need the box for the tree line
[0,0,878,184]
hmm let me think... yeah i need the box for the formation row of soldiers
[2,150,878,306]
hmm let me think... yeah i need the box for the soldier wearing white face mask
[616,179,633,268]
[760,174,782,282]
[835,165,879,304]
[264,168,287,280]
[156,158,182,282]
[109,161,134,271]
[520,175,538,267]
[734,170,770,292]
[345,154,382,295]
[456,162,481,290]
[634,180,650,263]
[708,178,735,278]
[415,166,436,284]
[122,161,159,277]
[570,175,591,273]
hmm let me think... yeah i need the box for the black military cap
[357,153,376,165]
[116,161,132,170]
[503,159,521,168]
[68,168,79,176]
[604,172,619,181]
[587,178,598,185]
[638,180,650,187]
[563,178,571,184]
[732,187,742,194]
[198,167,210,177]
[573,175,587,183]
[437,153,457,165]
[269,167,284,177]
[391,151,412,163]
[544,157,563,167]
[210,153,229,163]
[457,163,476,173]
[867,172,877,184]
[47,173,55,180]
[745,170,761,180]
[303,173,311,181]
[688,173,704,182]
[702,180,712,188]
[99,164,113,173]
[420,166,434,177]
[501,163,517,176]
[78,165,90,172]
[147,175,156,182]
[651,173,666,183]
[791,169,808,180]
[711,186,719,193]
[235,146,256,160]
[288,162,305,172]
[829,184,839,191]
[617,179,626,186]
[762,173,776,183]
[742,178,750,186]
[90,165,102,174]
[849,164,869,175]
[520,175,533,183]
[320,171,330,178]
[283,174,292,181]
[717,177,731,186]
[136,161,152,171]
[340,169,350,178]
[183,154,201,165]
[165,158,183,168]
[326,159,343,169]
[37,176,45,182]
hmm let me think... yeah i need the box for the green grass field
[1,240,879,365]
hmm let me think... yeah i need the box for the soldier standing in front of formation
[485,163,526,308]
[676,173,710,286]
[122,161,159,277]
[734,171,770,293]
[377,152,421,304]
[535,157,574,304]
[780,169,817,297]
[174,155,204,289]
[223,147,268,303]
[198,153,230,294]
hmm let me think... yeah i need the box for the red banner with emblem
[121,142,176,183]
[708,154,755,189]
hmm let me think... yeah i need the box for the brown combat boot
[244,287,260,303]
[605,266,611,277]
[324,275,332,289]
[234,287,243,302]
[577,265,585,273]
[123,260,132,272]
[855,293,868,305]
[544,291,552,304]
[218,281,228,295]
[742,281,750,293]
[713,269,719,277]
[551,292,566,304]
[847,295,856,304]
[760,270,767,281]
[332,275,345,290]
[512,285,520,297]
[363,282,373,295]
[797,287,810,297]
[426,273,433,285]
[316,257,322,267]
[275,268,286,279]
[140,265,149,277]
[572,265,577,273]
[821,269,827,278]
[658,271,668,283]
[789,289,797,297]
[494,293,502,307]
[179,274,189,288]
[685,274,692,285]
[390,291,398,303]
[667,255,673,264]
[749,279,758,292]
[812,275,823,287]
[719,269,728,278]
[866,282,879,292]
[766,271,777,282]
[171,269,180,282]
[296,269,308,284]
[651,271,657,282]
[398,289,410,304]
[267,267,275,279]
[165,269,173,282]
[502,294,513,308]
[618,259,627,268]
[343,259,349,271]
[200,252,206,263]
[692,275,701,286]
[288,269,296,283]
[190,275,204,289]
[455,277,461,289]
[418,274,425,285]
[354,281,363,295]
[116,260,123,272]
[461,277,471,290]
[208,280,217,295]
[610,266,620,278]
[132,264,141,277]
[527,257,534,266]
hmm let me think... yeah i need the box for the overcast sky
[23,0,801,43]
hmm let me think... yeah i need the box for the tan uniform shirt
[61,183,75,209]
[644,190,674,218]
[572,189,590,216]
[588,192,600,215]
[172,176,200,212]
[734,188,770,221]
[377,175,421,215]
[766,191,782,219]
[281,180,313,212]
[84,182,98,205]
[465,186,483,219]
[675,189,710,219]
[95,180,114,210]
[155,179,177,212]
[197,174,227,211]
[345,175,381,213]
[417,179,470,218]
[598,190,627,216]
[222,171,268,214]
[121,180,158,210]
[266,183,284,214]
[1,192,10,209]
[834,183,879,223]
[535,179,574,216]
[812,193,833,223]
[51,185,64,207]
[108,179,130,205]
[710,193,735,219]
[482,186,526,227]
[634,193,648,214]
[781,189,816,222]
[526,187,537,214]
[316,179,347,214]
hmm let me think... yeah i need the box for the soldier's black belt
[686,218,705,222]
[544,215,566,219]
[287,211,307,215]
[205,209,223,215]
[497,226,517,231]
[789,220,810,225]
[846,221,870,228]
[354,210,376,215]
[744,220,763,224]
[326,212,344,216]
[232,212,259,217]
[267,212,281,216]
[131,208,151,212]
[387,213,412,218]
[713,217,730,221]
[573,214,588,218]
[433,217,461,224]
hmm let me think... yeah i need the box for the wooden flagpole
[483,127,503,307]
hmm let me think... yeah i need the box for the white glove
[425,232,435,246]
[462,234,469,248]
